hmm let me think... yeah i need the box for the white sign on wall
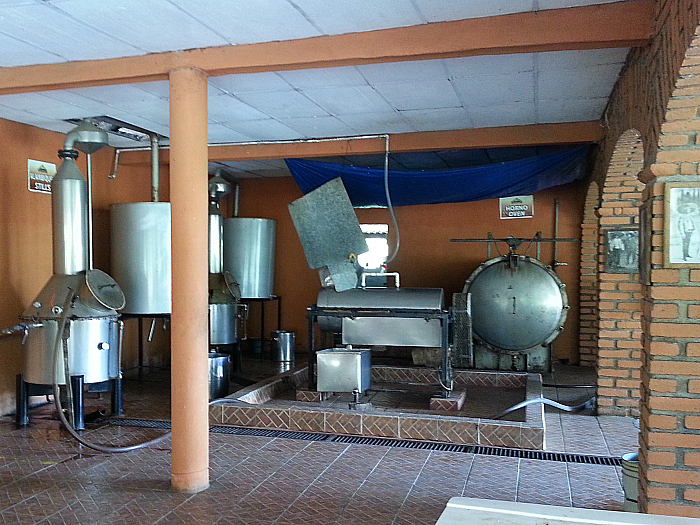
[27,159,56,194]
[499,195,534,219]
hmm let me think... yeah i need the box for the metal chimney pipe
[150,134,160,202]
[208,175,230,275]
[52,152,88,275]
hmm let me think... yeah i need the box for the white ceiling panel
[280,115,358,137]
[207,122,253,143]
[208,94,270,122]
[278,66,368,89]
[412,0,535,22]
[0,32,63,66]
[445,54,535,78]
[373,79,461,112]
[132,81,171,100]
[0,4,144,63]
[221,118,304,141]
[537,48,629,70]
[537,97,609,123]
[234,90,328,119]
[296,0,423,34]
[452,73,535,107]
[337,112,414,135]
[469,102,537,128]
[208,72,293,95]
[537,64,623,100]
[358,60,449,85]
[400,108,474,132]
[301,85,393,116]
[168,0,320,44]
[53,0,228,54]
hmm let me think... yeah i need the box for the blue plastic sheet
[286,146,589,207]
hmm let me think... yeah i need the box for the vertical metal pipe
[86,153,94,270]
[151,134,160,202]
[233,182,240,217]
[169,66,210,494]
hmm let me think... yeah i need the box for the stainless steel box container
[316,347,371,393]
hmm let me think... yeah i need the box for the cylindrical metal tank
[208,302,237,346]
[110,202,172,314]
[463,254,568,352]
[52,158,88,275]
[223,218,275,299]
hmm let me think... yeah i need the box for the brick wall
[589,0,700,517]
[578,182,600,367]
[596,131,645,417]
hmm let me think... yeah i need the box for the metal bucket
[621,452,639,512]
[208,353,230,400]
[271,330,295,362]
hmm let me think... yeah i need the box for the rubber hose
[491,396,596,420]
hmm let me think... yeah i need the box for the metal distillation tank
[208,176,240,348]
[17,123,125,427]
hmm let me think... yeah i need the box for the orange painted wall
[234,175,586,363]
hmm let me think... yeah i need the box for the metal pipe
[150,134,159,202]
[87,153,94,270]
[109,133,393,178]
[0,322,42,340]
[233,181,240,217]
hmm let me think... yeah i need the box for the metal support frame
[306,305,452,396]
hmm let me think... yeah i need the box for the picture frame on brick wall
[604,228,639,274]
[664,182,700,268]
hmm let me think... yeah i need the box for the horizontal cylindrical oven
[22,316,120,385]
[316,287,445,347]
[462,254,568,353]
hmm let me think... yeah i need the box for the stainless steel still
[110,202,172,315]
[208,302,237,346]
[316,287,444,347]
[462,254,568,352]
[223,218,275,299]
[51,157,88,275]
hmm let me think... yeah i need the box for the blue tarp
[286,146,589,207]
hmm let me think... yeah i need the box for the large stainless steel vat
[110,202,172,314]
[463,254,568,352]
[223,218,275,299]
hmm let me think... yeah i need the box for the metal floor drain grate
[108,418,621,465]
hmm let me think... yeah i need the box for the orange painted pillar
[169,66,210,493]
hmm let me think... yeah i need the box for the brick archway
[596,130,646,417]
[638,29,700,517]
[579,181,600,367]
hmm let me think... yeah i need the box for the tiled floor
[0,363,639,525]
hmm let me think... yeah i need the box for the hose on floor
[491,396,596,420]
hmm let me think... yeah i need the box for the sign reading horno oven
[499,195,534,219]
[28,159,56,194]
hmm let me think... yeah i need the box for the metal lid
[84,269,126,311]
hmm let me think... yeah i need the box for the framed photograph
[639,200,652,285]
[605,228,639,274]
[664,182,700,267]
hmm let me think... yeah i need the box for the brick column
[596,132,645,416]
[579,182,600,367]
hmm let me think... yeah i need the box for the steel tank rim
[462,254,569,353]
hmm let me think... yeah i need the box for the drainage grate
[471,445,622,466]
[108,418,621,466]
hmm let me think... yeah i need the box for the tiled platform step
[209,365,545,449]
